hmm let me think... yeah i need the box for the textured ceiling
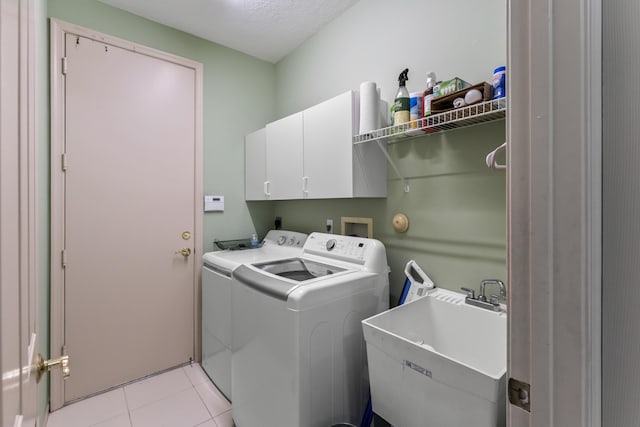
[99,0,360,63]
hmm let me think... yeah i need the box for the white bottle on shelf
[422,72,437,118]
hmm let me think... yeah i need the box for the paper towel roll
[379,99,389,128]
[378,88,389,127]
[359,81,379,134]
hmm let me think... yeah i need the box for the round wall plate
[392,213,409,233]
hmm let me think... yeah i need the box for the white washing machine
[201,230,307,399]
[231,232,389,427]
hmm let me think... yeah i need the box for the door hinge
[508,377,531,412]
[61,57,68,75]
[62,153,68,171]
[61,249,67,268]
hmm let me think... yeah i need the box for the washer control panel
[306,234,367,260]
[326,239,337,251]
[265,230,307,248]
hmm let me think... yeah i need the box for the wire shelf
[353,97,506,145]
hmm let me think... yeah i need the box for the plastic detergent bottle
[409,92,423,128]
[422,72,437,117]
[492,66,506,99]
[393,69,410,125]
[250,233,259,248]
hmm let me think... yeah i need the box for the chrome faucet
[461,279,506,312]
[479,279,507,303]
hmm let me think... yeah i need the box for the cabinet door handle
[302,176,309,197]
[264,181,271,197]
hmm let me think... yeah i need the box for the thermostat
[204,195,224,212]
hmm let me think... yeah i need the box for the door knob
[36,353,70,383]
[175,248,191,257]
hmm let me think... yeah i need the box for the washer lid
[202,239,306,271]
[254,258,346,282]
[233,259,348,301]
[233,264,296,300]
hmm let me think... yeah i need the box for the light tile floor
[46,364,233,427]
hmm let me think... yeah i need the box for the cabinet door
[303,91,355,198]
[266,111,304,200]
[245,128,267,200]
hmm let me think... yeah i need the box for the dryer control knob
[326,239,337,251]
[277,236,287,245]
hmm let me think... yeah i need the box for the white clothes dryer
[231,232,389,427]
[201,230,307,399]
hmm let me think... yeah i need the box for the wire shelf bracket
[375,140,410,192]
[353,98,506,193]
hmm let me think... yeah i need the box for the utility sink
[362,288,506,427]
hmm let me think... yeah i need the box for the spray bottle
[393,69,410,125]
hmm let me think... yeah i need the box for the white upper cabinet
[245,91,386,201]
[303,90,386,199]
[244,128,267,201]
[265,111,304,200]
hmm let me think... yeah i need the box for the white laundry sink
[362,288,506,427]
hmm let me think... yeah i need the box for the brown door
[62,33,198,402]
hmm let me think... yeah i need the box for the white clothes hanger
[486,142,507,171]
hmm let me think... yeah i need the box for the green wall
[47,0,278,253]
[273,0,507,300]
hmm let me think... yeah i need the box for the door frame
[49,19,203,411]
[1,0,39,425]
[507,0,602,425]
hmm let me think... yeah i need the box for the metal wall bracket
[375,140,410,192]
